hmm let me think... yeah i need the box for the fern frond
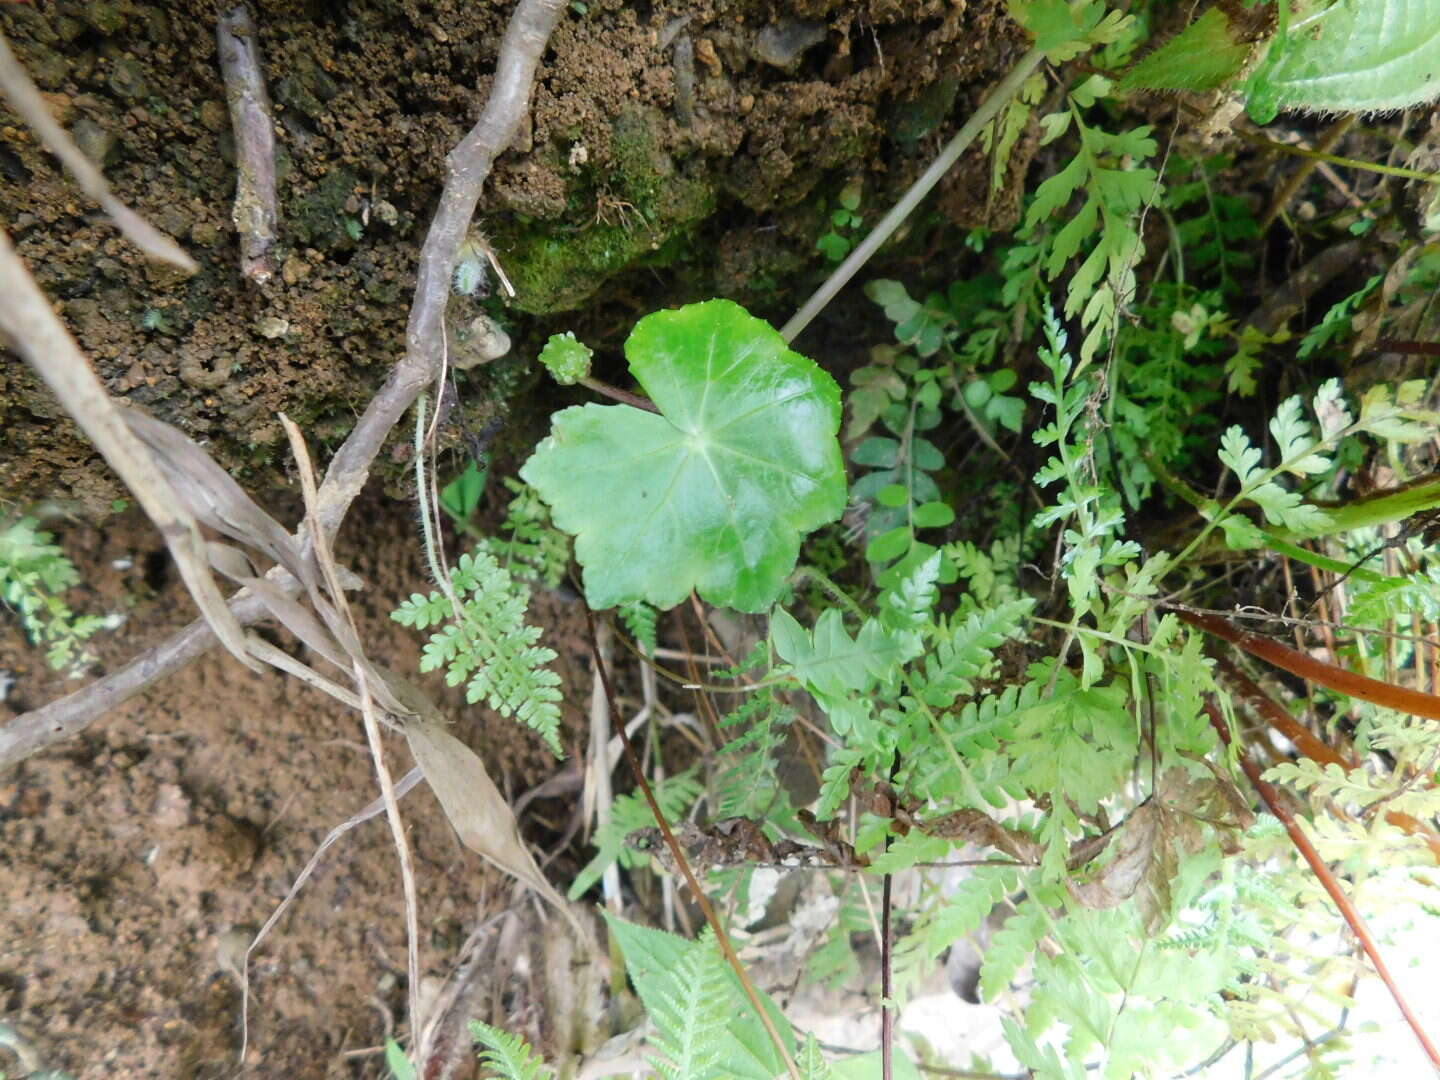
[568,771,703,899]
[470,1020,552,1080]
[392,544,564,756]
[979,899,1046,1002]
[910,597,1034,709]
[646,935,731,1080]
[796,1033,835,1080]
[619,599,659,655]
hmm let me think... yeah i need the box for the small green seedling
[816,181,864,263]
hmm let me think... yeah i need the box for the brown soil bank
[1,0,1021,512]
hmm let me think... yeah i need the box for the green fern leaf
[1117,7,1251,94]
[796,1034,835,1080]
[470,1020,553,1080]
[619,600,659,656]
[646,935,731,1080]
[911,598,1034,709]
[568,771,703,899]
[979,900,1046,1002]
[391,545,564,756]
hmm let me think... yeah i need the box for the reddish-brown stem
[583,607,801,1080]
[1175,609,1440,721]
[1214,656,1349,768]
[578,376,660,414]
[1214,656,1440,863]
[1203,701,1440,1068]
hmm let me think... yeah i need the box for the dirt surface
[0,491,595,1078]
[1,0,1021,511]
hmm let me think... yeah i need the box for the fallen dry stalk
[0,32,196,273]
[216,5,280,283]
[0,229,256,673]
[0,0,568,773]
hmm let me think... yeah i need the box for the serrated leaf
[537,331,593,386]
[1117,8,1251,94]
[1246,0,1440,123]
[605,915,793,1080]
[522,301,846,612]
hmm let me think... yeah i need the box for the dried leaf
[123,408,309,585]
[1068,801,1178,933]
[923,808,1043,864]
[404,711,587,939]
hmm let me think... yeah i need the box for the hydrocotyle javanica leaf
[521,299,846,613]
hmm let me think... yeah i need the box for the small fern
[618,599,658,656]
[391,545,564,755]
[646,934,731,1080]
[0,515,109,671]
[492,478,570,589]
[470,1020,553,1080]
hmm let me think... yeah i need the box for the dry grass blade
[276,413,424,1059]
[404,712,588,941]
[0,32,196,273]
[0,229,257,672]
[123,409,311,586]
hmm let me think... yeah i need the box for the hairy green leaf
[1247,0,1440,122]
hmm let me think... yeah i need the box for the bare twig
[216,5,279,283]
[0,32,196,273]
[313,0,567,538]
[0,0,567,773]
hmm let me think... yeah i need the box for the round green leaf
[521,300,846,612]
[876,483,909,508]
[866,526,910,564]
[912,501,956,529]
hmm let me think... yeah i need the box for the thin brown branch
[216,5,279,284]
[578,376,661,413]
[1203,701,1440,1068]
[0,32,196,273]
[583,606,802,1080]
[0,0,567,773]
[314,0,567,538]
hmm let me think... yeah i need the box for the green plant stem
[583,606,802,1080]
[781,44,1046,343]
[1233,125,1440,186]
[1145,451,1392,582]
[788,565,867,622]
[413,393,446,589]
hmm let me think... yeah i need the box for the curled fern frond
[392,544,564,756]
